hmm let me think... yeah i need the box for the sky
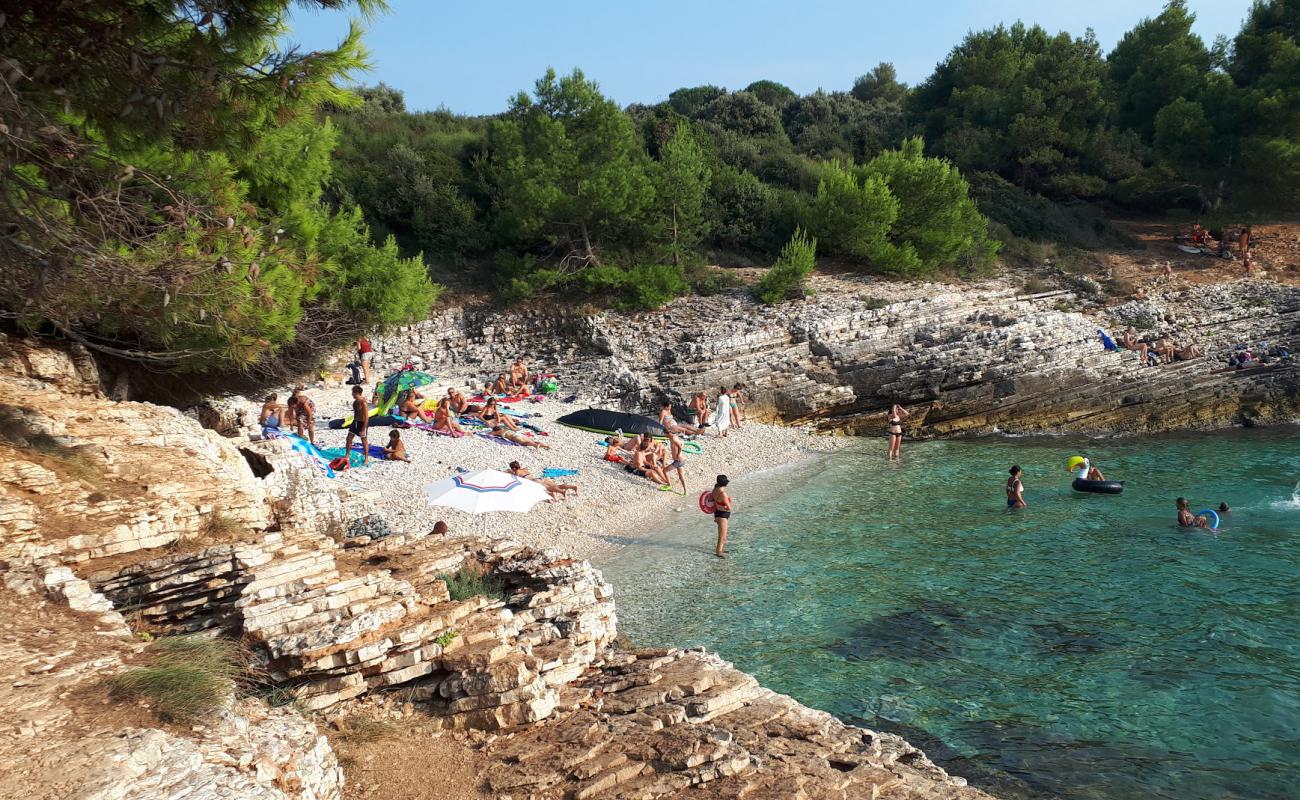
[284,0,1257,115]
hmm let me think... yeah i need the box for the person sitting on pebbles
[399,392,434,423]
[383,429,412,463]
[507,461,576,501]
[508,359,531,394]
[432,398,466,436]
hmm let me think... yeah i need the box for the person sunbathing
[476,397,518,431]
[383,430,412,463]
[489,373,511,395]
[659,402,703,435]
[1175,340,1204,361]
[400,394,434,423]
[432,398,466,436]
[490,423,550,448]
[1155,336,1177,364]
[507,461,576,500]
[259,394,284,431]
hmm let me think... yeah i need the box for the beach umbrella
[375,369,436,413]
[424,468,550,534]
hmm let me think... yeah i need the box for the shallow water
[600,427,1300,800]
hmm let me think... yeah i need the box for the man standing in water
[711,475,733,558]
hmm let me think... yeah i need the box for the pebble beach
[299,381,844,562]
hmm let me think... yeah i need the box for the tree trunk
[580,222,599,267]
[671,204,680,268]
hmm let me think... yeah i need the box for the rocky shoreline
[0,334,989,799]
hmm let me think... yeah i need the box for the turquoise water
[601,428,1300,800]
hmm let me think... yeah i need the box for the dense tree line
[328,0,1300,308]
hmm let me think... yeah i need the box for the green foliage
[487,68,653,266]
[651,123,712,266]
[1108,1,1212,141]
[686,265,743,296]
[668,85,727,117]
[109,636,238,722]
[808,160,899,265]
[744,80,798,109]
[969,172,1132,249]
[755,228,817,305]
[0,1,440,375]
[912,22,1126,199]
[861,138,999,276]
[572,264,690,310]
[851,63,908,104]
[440,565,507,603]
[697,92,786,139]
[434,629,459,648]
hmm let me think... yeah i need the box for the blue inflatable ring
[1198,509,1220,530]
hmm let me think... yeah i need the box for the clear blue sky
[285,0,1256,115]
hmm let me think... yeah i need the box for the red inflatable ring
[699,491,716,514]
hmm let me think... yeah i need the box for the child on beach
[345,385,369,465]
[1006,465,1026,509]
[665,431,688,494]
[711,475,733,558]
[384,430,411,462]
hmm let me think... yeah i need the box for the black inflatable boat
[1072,478,1125,495]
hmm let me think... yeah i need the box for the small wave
[1271,481,1300,511]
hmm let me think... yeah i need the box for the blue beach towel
[542,468,579,478]
[1098,329,1119,351]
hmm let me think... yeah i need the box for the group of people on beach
[1117,327,1204,367]
[1182,222,1257,275]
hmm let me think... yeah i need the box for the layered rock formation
[1,336,994,799]
[376,277,1300,436]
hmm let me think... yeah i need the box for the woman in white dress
[712,387,732,437]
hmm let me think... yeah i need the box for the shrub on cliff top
[109,636,238,722]
[440,564,507,603]
[754,228,817,305]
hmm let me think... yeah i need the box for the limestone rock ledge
[377,278,1300,436]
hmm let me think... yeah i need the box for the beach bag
[328,456,351,472]
[540,377,559,395]
[345,362,362,384]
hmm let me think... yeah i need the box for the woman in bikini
[1006,465,1026,509]
[476,397,519,432]
[887,404,909,461]
[432,398,465,436]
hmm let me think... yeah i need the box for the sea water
[600,427,1300,800]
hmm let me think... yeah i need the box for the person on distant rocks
[383,429,412,463]
[711,475,734,558]
[713,387,733,438]
[659,401,703,436]
[345,385,370,465]
[1238,225,1252,254]
[1175,338,1204,361]
[665,431,688,494]
[1177,497,1210,528]
[290,385,317,445]
[259,394,283,432]
[357,336,375,385]
[1155,335,1177,365]
[433,398,466,436]
[689,392,711,430]
[1007,465,1027,509]
[731,383,747,429]
[508,359,530,394]
[887,404,909,460]
[431,521,450,536]
[507,460,577,501]
[1242,249,1255,276]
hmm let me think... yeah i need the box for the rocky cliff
[377,275,1300,436]
[0,337,991,800]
